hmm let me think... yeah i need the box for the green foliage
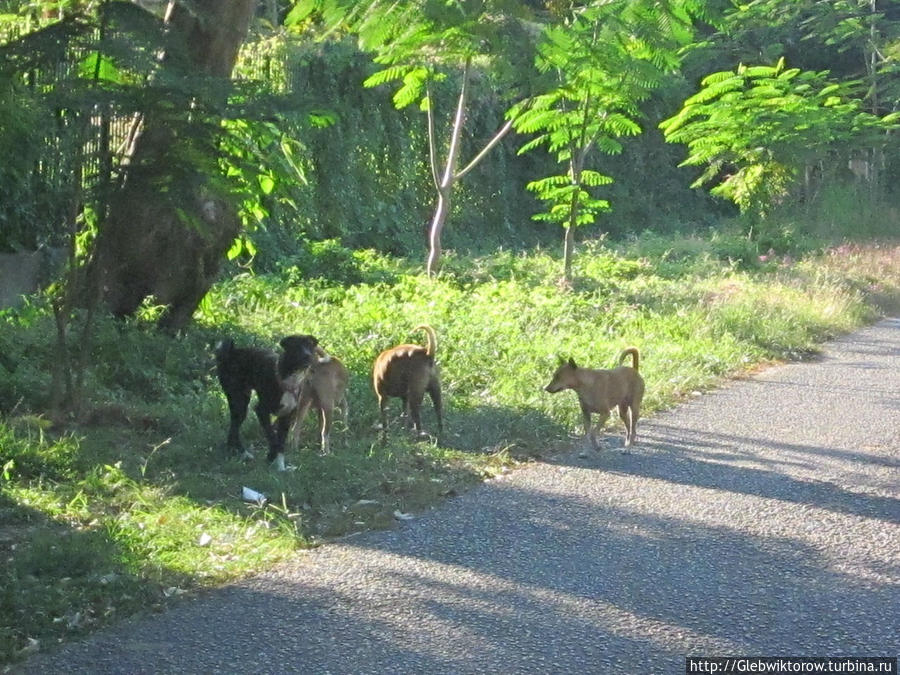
[511,0,707,277]
[231,35,551,263]
[721,0,900,113]
[526,173,612,226]
[661,58,900,215]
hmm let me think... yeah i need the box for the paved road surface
[18,319,900,674]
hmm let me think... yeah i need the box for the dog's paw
[239,450,255,462]
[272,454,286,472]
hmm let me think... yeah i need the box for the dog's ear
[567,357,577,369]
[214,339,234,357]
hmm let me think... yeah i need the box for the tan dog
[544,347,644,449]
[278,346,349,459]
[373,325,443,439]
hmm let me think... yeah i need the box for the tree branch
[425,81,441,192]
[455,118,514,181]
[441,56,471,187]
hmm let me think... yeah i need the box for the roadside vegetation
[2,228,898,663]
[3,0,900,666]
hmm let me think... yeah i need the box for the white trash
[242,486,267,505]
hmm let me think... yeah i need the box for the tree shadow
[18,478,898,673]
[0,492,181,665]
[539,428,900,526]
[438,404,568,458]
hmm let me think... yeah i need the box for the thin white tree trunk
[424,58,516,276]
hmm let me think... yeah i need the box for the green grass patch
[1,235,898,663]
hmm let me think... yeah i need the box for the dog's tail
[415,324,437,357]
[618,346,640,371]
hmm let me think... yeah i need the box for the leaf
[684,76,744,105]
[258,174,275,195]
[580,170,614,187]
[391,68,428,109]
[284,0,318,27]
[78,53,120,83]
[743,65,779,78]
[226,238,244,261]
[363,65,410,89]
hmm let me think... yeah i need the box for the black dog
[214,335,319,469]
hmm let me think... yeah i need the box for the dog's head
[276,372,305,417]
[544,358,578,393]
[213,338,235,364]
[278,334,319,377]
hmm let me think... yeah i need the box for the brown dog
[373,325,443,439]
[277,339,349,462]
[544,347,644,450]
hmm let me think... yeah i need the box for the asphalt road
[18,319,900,674]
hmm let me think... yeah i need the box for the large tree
[88,0,258,329]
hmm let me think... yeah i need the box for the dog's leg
[400,396,411,429]
[618,403,633,447]
[427,379,443,436]
[318,403,333,454]
[580,403,597,450]
[226,391,251,458]
[340,394,349,425]
[289,396,313,453]
[630,399,641,446]
[408,389,426,437]
[378,395,389,440]
[595,409,611,449]
[270,412,292,471]
[263,405,292,471]
[255,401,280,456]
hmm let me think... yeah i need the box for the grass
[1,231,898,663]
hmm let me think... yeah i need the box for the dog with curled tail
[373,325,443,440]
[544,347,644,450]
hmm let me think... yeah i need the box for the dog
[277,337,349,458]
[373,324,443,439]
[213,335,319,467]
[544,347,644,450]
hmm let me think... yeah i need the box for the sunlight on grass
[1,237,898,662]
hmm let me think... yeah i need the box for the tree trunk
[427,189,451,277]
[425,59,470,277]
[563,155,584,282]
[562,224,575,281]
[89,0,257,330]
[422,57,516,277]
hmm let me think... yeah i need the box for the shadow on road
[255,481,897,669]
